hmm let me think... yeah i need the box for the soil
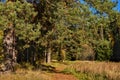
[50,63,78,80]
[52,73,77,80]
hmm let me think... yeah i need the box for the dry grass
[0,69,51,80]
[0,61,78,80]
[65,61,120,80]
[0,61,120,80]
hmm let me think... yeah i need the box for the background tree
[84,0,118,61]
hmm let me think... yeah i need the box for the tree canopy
[0,0,120,71]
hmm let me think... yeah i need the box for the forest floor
[0,61,78,80]
[48,61,78,80]
[0,61,120,80]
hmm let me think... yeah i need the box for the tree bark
[3,25,17,72]
[44,49,47,63]
[46,47,51,63]
[100,26,104,40]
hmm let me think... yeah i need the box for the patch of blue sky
[79,0,86,4]
[1,0,6,3]
[79,0,120,12]
[112,0,120,12]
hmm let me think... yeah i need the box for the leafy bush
[78,44,95,60]
[95,40,112,61]
[21,62,34,70]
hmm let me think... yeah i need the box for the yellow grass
[65,61,120,80]
[0,61,120,80]
[0,69,51,80]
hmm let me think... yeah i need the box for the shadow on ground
[36,64,56,72]
[34,61,69,73]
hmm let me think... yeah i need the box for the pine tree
[0,1,39,71]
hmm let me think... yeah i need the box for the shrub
[95,40,112,61]
[78,44,95,60]
[21,62,34,70]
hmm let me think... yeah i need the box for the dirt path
[52,73,77,80]
[49,63,78,80]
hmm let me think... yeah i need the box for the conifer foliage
[0,0,119,71]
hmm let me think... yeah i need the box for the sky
[115,0,120,12]
[79,0,120,12]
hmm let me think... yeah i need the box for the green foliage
[21,62,34,70]
[0,0,119,68]
[0,1,40,46]
[78,44,95,60]
[95,40,112,61]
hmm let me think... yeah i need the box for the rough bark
[3,25,17,72]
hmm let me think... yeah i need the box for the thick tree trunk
[3,26,17,72]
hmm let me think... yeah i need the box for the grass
[62,61,120,80]
[0,61,120,80]
[0,69,51,80]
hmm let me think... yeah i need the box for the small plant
[21,62,34,70]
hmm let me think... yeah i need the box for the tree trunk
[100,26,104,40]
[57,43,66,62]
[46,47,51,63]
[44,49,47,63]
[3,25,17,72]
